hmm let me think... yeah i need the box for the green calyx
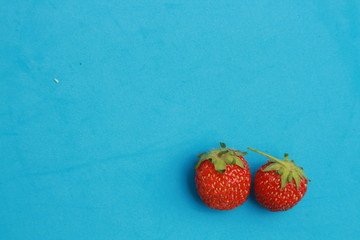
[247,147,310,190]
[195,142,247,174]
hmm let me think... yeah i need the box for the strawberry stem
[247,147,285,166]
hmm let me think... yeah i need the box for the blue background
[1,1,359,239]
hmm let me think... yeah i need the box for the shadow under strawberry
[186,155,205,207]
[248,185,267,211]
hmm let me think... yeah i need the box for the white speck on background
[54,78,59,83]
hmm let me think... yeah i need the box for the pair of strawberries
[195,143,309,211]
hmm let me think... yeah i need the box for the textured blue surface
[1,1,360,239]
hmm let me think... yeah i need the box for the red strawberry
[195,143,251,210]
[248,147,309,212]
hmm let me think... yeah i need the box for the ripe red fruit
[195,143,251,210]
[248,148,309,212]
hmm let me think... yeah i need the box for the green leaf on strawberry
[248,148,309,189]
[195,143,247,173]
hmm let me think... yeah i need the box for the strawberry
[195,143,251,210]
[247,147,310,212]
